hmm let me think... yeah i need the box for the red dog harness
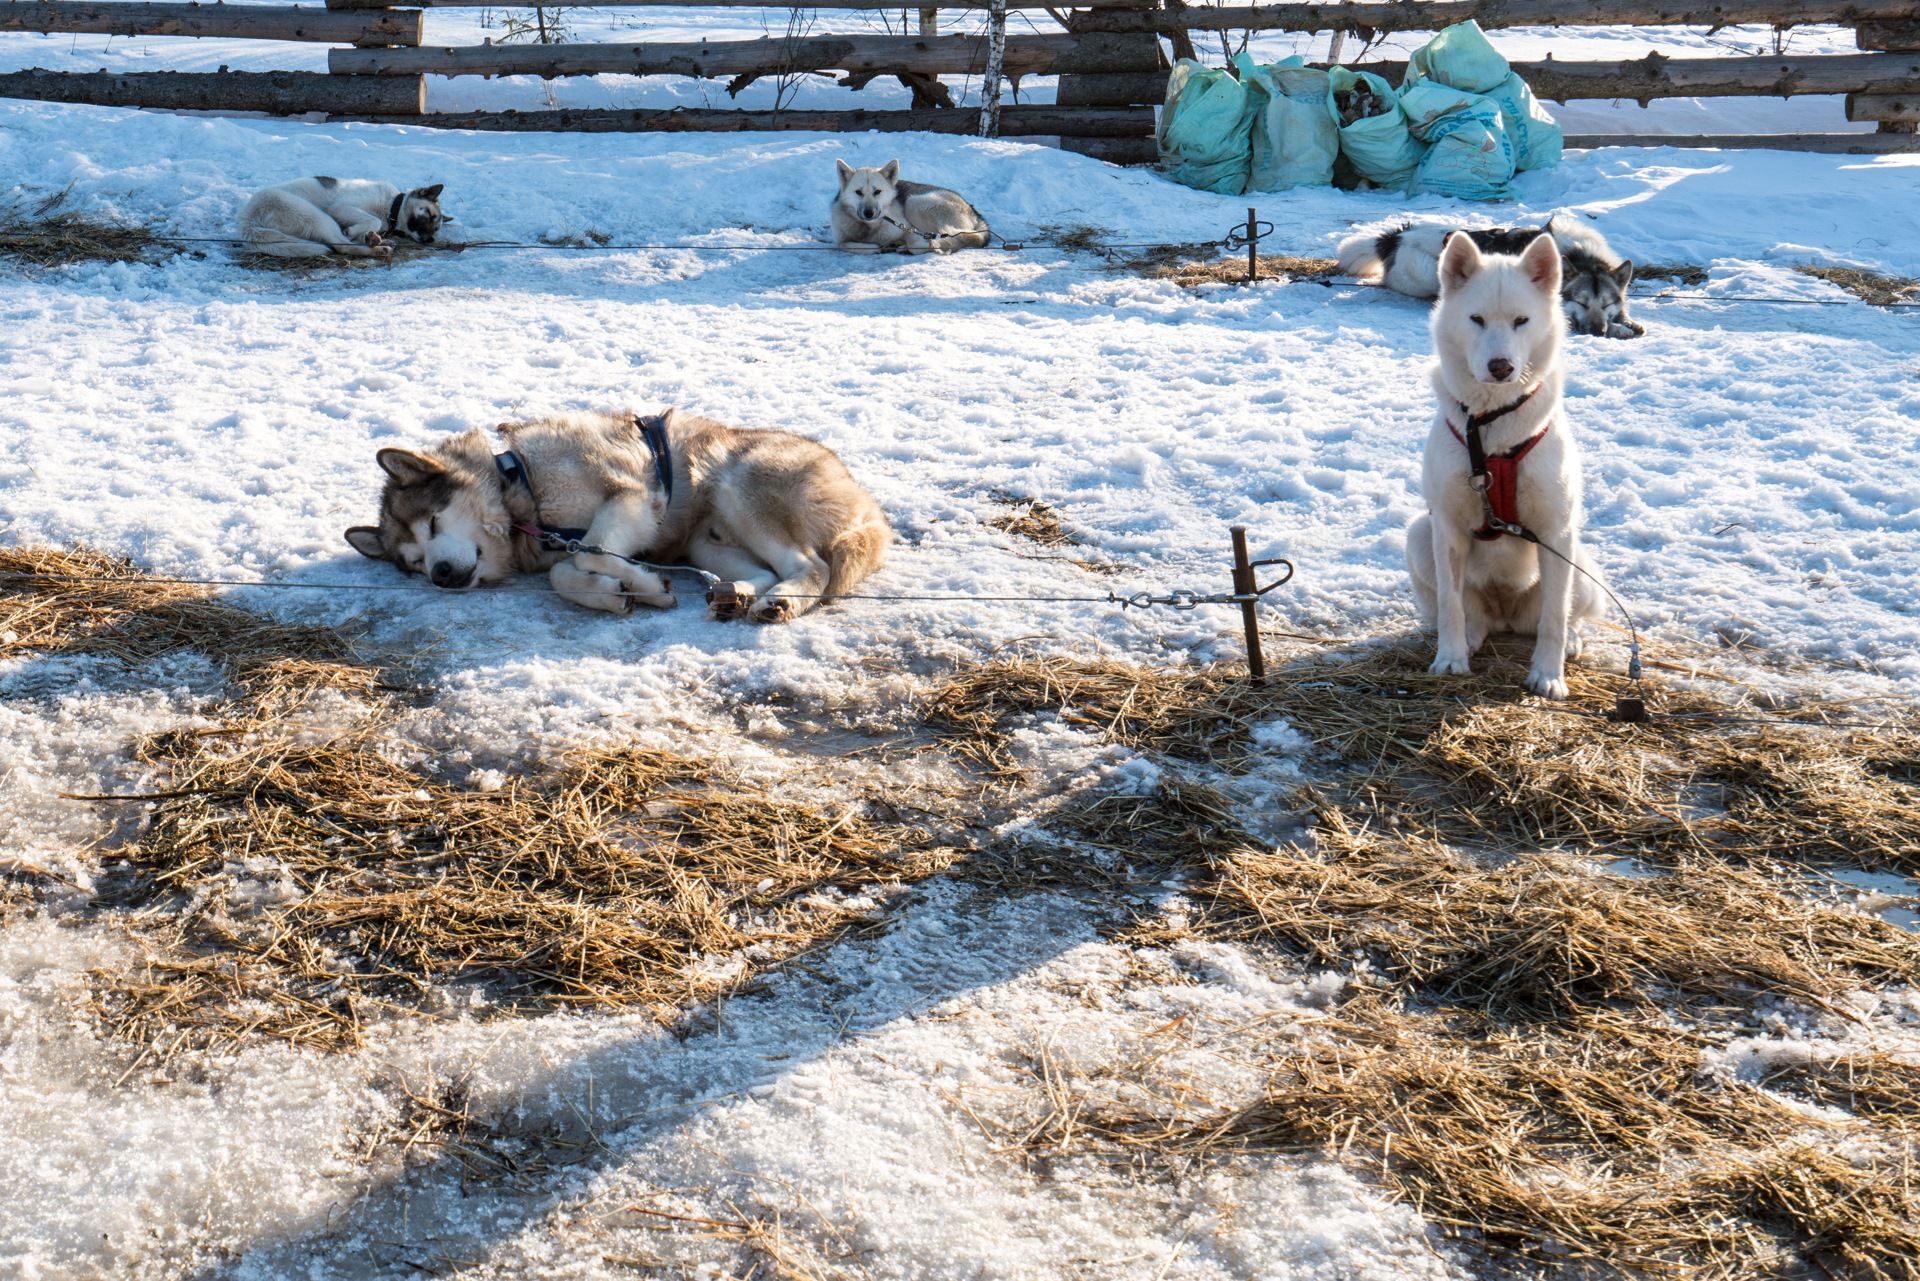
[1448,385,1547,541]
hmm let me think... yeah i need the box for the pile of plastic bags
[1156,20,1562,201]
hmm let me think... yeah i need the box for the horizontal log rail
[330,32,1163,78]
[323,0,1141,8]
[0,67,424,112]
[1565,129,1920,148]
[0,0,418,43]
[1078,0,1919,33]
[341,103,1155,134]
[1848,88,1920,114]
[1489,49,1920,98]
[1857,17,1920,44]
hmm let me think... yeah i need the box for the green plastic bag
[1236,53,1339,192]
[1405,18,1510,94]
[1325,67,1424,192]
[1412,103,1516,201]
[1157,59,1255,195]
[1482,71,1562,170]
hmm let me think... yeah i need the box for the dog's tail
[825,520,892,598]
[1335,228,1393,280]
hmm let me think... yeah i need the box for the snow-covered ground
[2,28,1919,1277]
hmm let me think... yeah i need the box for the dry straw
[0,190,160,269]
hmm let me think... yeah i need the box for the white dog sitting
[1405,231,1605,699]
[238,176,445,259]
[831,159,990,255]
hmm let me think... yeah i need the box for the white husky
[1405,232,1605,699]
[345,409,891,623]
[831,159,991,254]
[238,176,445,259]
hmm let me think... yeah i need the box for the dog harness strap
[494,450,589,546]
[1449,383,1547,541]
[386,192,405,234]
[635,413,674,504]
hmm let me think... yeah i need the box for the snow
[1,20,1918,1274]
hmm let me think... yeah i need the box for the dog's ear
[414,184,444,201]
[376,447,442,486]
[836,159,854,184]
[345,526,387,560]
[1518,232,1561,294]
[1438,231,1483,295]
[879,159,900,183]
[1611,258,1635,287]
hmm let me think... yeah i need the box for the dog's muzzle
[858,205,878,221]
[429,560,475,589]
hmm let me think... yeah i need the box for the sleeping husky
[238,176,445,259]
[344,409,890,622]
[831,159,991,254]
[1337,216,1643,338]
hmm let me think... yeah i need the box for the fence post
[1230,525,1266,684]
[978,0,1007,137]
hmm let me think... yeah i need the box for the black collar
[387,192,406,235]
[1457,382,1543,475]
[634,413,674,503]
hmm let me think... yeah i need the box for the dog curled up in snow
[345,409,890,623]
[238,177,445,260]
[831,159,991,254]
[1405,231,1606,700]
[1338,216,1643,339]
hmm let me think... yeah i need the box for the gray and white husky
[238,176,445,259]
[1406,231,1606,700]
[831,159,991,254]
[1338,216,1643,338]
[345,409,891,623]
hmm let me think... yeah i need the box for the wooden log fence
[0,1,418,44]
[0,0,1915,155]
[0,66,425,112]
[329,32,1164,78]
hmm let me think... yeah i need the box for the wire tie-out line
[0,571,1260,611]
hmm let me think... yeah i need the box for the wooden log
[326,0,1139,8]
[0,68,424,113]
[1849,89,1920,117]
[1564,130,1920,150]
[1857,18,1920,47]
[1354,52,1920,100]
[0,1,419,44]
[1078,0,1920,33]
[1059,134,1157,164]
[330,32,1164,78]
[342,103,1159,134]
[1055,69,1169,104]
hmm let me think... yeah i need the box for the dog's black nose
[429,561,472,589]
[1487,357,1515,381]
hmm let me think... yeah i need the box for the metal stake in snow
[977,0,1008,138]
[1229,525,1295,685]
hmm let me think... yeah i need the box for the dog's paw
[1609,319,1646,339]
[840,243,883,255]
[749,596,795,625]
[1526,668,1570,700]
[1429,652,1472,677]
[628,592,677,611]
[366,233,393,259]
[1565,631,1585,662]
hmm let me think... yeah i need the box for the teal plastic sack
[1325,67,1424,191]
[1236,53,1339,192]
[1409,94,1516,201]
[1482,71,1562,170]
[1157,59,1254,195]
[1405,19,1510,94]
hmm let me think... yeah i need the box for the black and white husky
[1338,216,1644,339]
[238,176,445,259]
